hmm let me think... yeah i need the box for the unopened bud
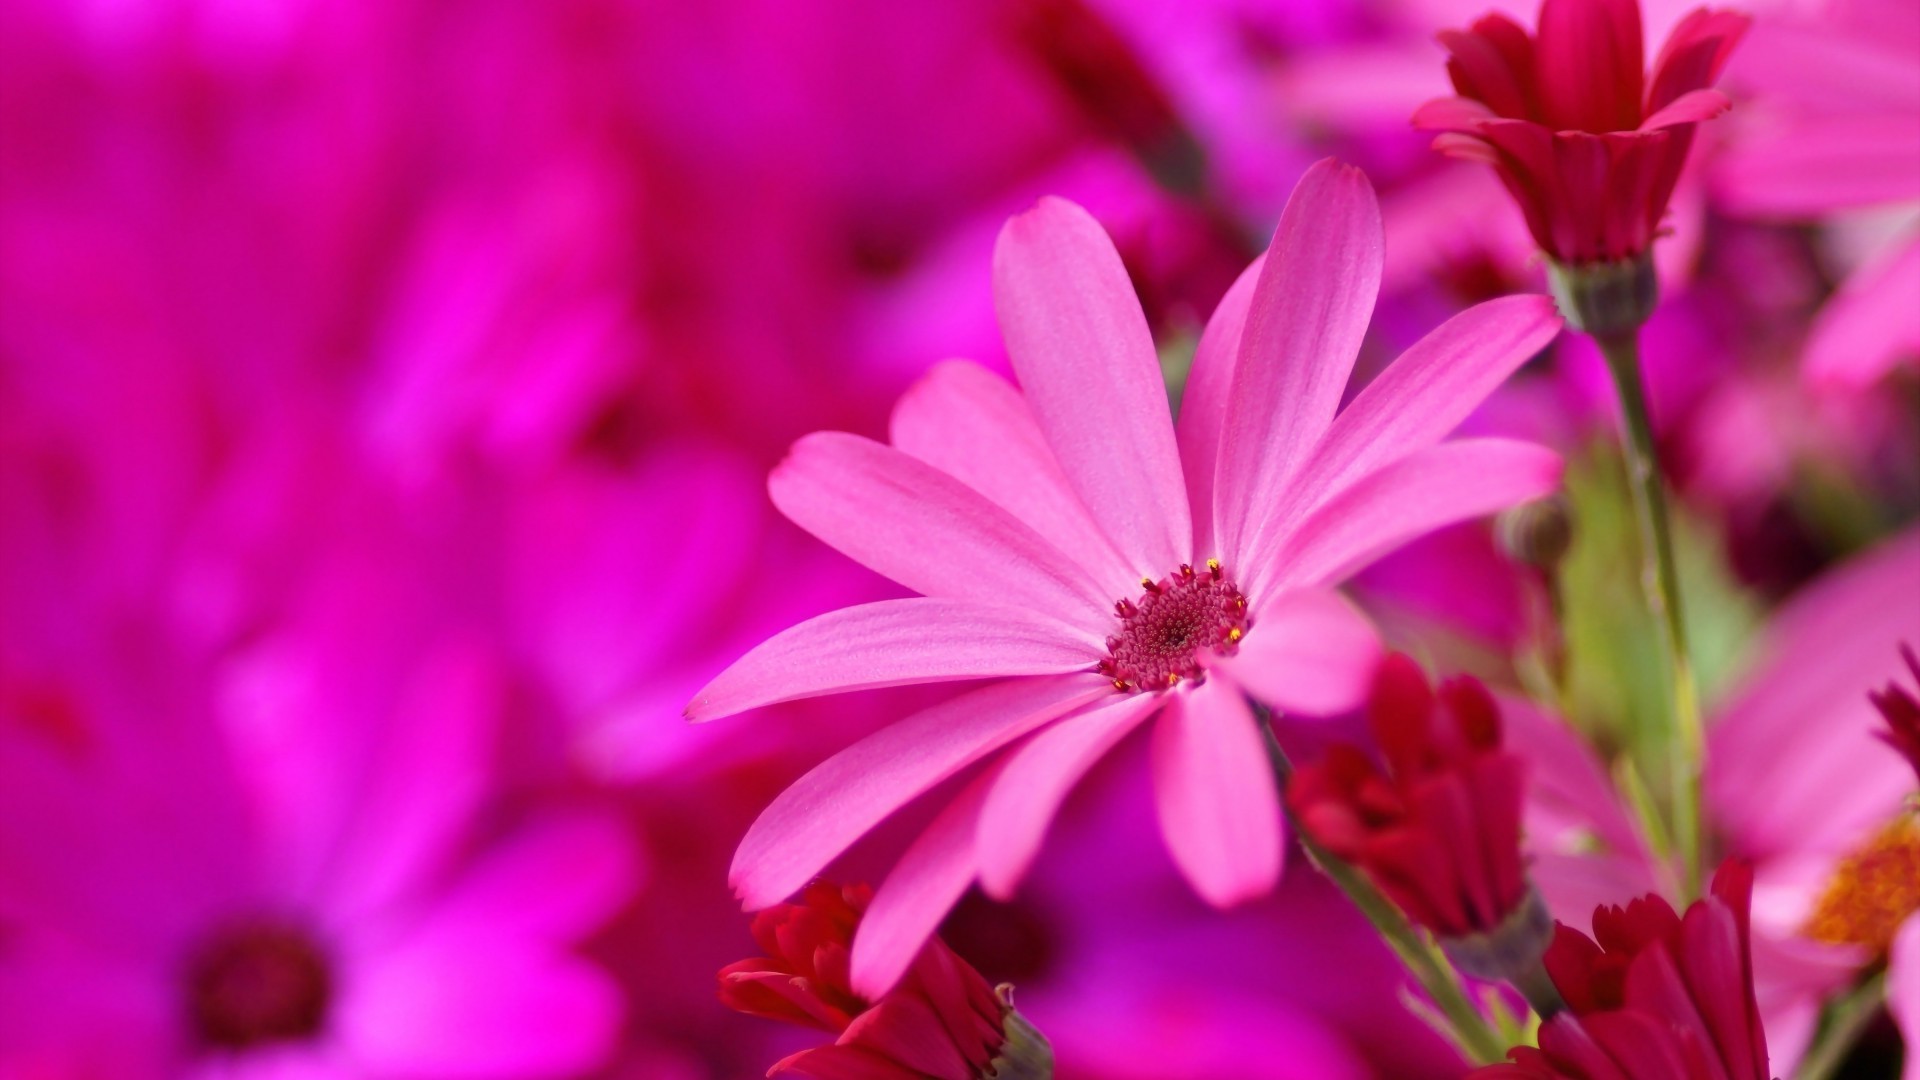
[1440,887,1563,1018]
[987,985,1054,1080]
[1498,495,1574,571]
[1547,255,1657,338]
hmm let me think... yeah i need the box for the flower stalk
[1259,711,1510,1066]
[1553,256,1705,901]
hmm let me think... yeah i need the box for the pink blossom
[690,158,1565,995]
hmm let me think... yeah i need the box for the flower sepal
[1546,254,1657,338]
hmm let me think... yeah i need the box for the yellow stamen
[1805,816,1920,953]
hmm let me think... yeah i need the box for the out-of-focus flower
[1473,861,1770,1080]
[719,882,1052,1080]
[0,622,637,1079]
[1414,0,1749,267]
[690,159,1565,994]
[1870,644,1920,786]
[1518,527,1920,1069]
[1289,654,1548,975]
[1716,0,1920,390]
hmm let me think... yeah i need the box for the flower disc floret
[1098,560,1248,693]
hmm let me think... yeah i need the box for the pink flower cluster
[3,0,1917,1076]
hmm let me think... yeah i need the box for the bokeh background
[1,0,1915,1076]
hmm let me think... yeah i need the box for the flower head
[1869,643,1920,786]
[1414,0,1750,266]
[1288,655,1542,954]
[719,882,1052,1080]
[1474,861,1770,1080]
[689,159,1564,995]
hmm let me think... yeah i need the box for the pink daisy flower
[689,159,1565,996]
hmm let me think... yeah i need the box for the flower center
[186,920,333,1051]
[1097,560,1248,693]
[1805,816,1920,953]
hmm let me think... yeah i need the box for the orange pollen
[1095,562,1249,694]
[1804,816,1920,953]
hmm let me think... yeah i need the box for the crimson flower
[1287,654,1536,947]
[719,882,1052,1080]
[1869,643,1920,787]
[1473,861,1770,1080]
[1414,0,1749,266]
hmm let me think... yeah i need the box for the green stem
[1595,330,1705,901]
[1793,971,1886,1080]
[1259,714,1511,1066]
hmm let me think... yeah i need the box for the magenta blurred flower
[1474,861,1770,1080]
[0,603,637,1077]
[718,882,1051,1080]
[1288,654,1538,947]
[1415,0,1749,265]
[689,158,1564,995]
[1870,644,1920,787]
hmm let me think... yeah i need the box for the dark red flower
[1472,861,1771,1080]
[1287,654,1533,942]
[1869,643,1920,786]
[718,882,1052,1080]
[1413,0,1749,266]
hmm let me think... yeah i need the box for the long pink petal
[1282,293,1562,521]
[771,431,1112,621]
[1889,920,1920,1080]
[1805,233,1920,390]
[685,600,1099,722]
[1149,681,1284,906]
[889,360,1133,588]
[1207,589,1380,717]
[974,692,1166,898]
[848,768,998,1000]
[728,674,1110,909]
[1213,160,1383,569]
[1262,439,1563,596]
[1176,256,1263,560]
[992,197,1190,576]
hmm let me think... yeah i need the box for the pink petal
[1265,438,1564,595]
[341,936,622,1078]
[421,812,641,942]
[1283,294,1562,520]
[729,674,1110,909]
[685,599,1099,721]
[1888,919,1920,1080]
[1149,681,1283,907]
[1805,233,1920,390]
[770,431,1112,622]
[1716,116,1920,216]
[991,196,1189,576]
[309,643,504,923]
[974,691,1166,898]
[848,769,997,1000]
[1638,88,1731,131]
[1175,255,1263,560]
[1213,160,1383,568]
[889,360,1133,588]
[1207,589,1380,717]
